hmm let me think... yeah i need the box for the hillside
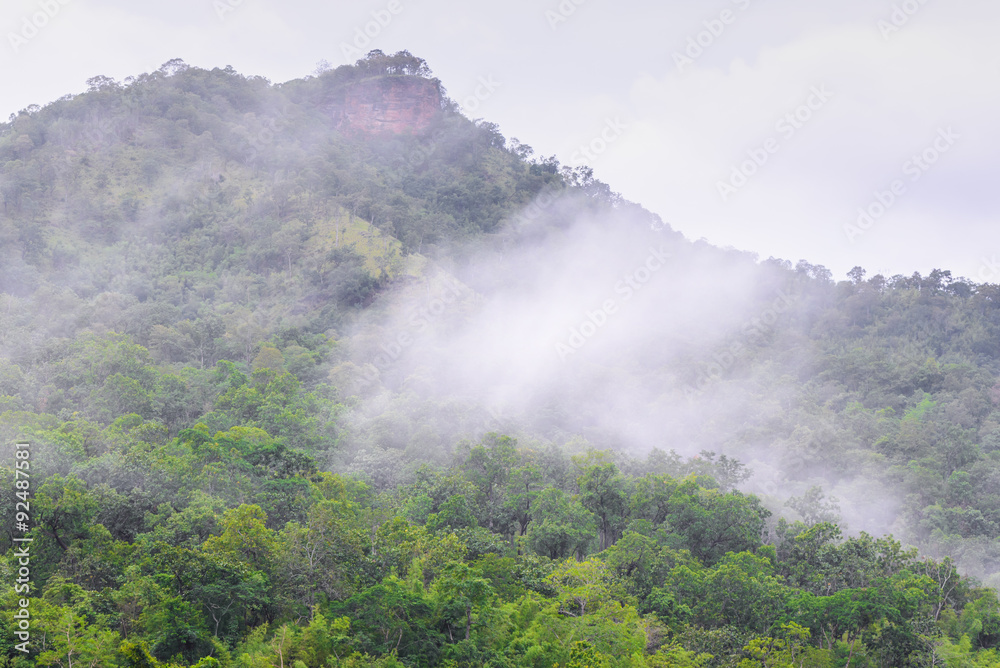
[2,51,1000,667]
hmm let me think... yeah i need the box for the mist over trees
[2,53,1000,667]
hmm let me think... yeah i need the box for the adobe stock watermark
[673,0,753,73]
[556,246,671,361]
[546,0,588,30]
[511,186,561,229]
[340,0,404,60]
[977,256,1000,283]
[397,129,447,170]
[74,91,143,148]
[11,442,33,653]
[213,0,244,20]
[571,117,628,166]
[240,107,290,167]
[357,277,470,388]
[878,0,932,39]
[458,76,501,117]
[401,77,501,170]
[683,290,796,399]
[717,85,834,202]
[844,126,958,243]
[8,0,73,53]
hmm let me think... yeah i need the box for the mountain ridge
[3,50,1000,668]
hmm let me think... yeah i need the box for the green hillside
[2,52,1000,667]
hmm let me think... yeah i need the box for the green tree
[434,562,494,641]
[576,456,628,551]
[463,433,519,532]
[667,552,791,633]
[33,602,119,668]
[201,504,276,571]
[526,488,595,559]
[658,480,770,565]
[505,463,543,536]
[737,622,812,668]
[32,476,99,581]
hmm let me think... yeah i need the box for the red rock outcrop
[333,76,441,136]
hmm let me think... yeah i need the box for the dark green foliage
[4,53,1000,668]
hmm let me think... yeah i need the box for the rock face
[333,76,441,136]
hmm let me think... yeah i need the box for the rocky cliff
[331,76,441,136]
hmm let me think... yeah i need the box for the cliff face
[334,76,441,136]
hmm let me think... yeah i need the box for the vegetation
[1,51,1000,666]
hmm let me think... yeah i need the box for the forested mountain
[2,51,1000,667]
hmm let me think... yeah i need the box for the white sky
[2,0,998,281]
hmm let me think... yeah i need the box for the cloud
[596,13,1000,278]
[1,0,996,276]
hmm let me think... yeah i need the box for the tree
[463,433,519,532]
[201,504,276,571]
[275,498,365,613]
[510,558,648,665]
[599,531,668,600]
[426,495,477,533]
[331,577,440,662]
[848,266,867,285]
[737,622,812,668]
[223,308,269,368]
[140,596,214,664]
[433,562,493,641]
[251,345,285,373]
[32,476,99,580]
[526,488,596,559]
[119,640,162,668]
[505,463,543,536]
[690,451,752,492]
[631,473,681,526]
[667,552,791,633]
[658,481,770,565]
[194,554,269,640]
[648,643,714,667]
[576,457,628,551]
[34,603,119,668]
[788,587,906,663]
[786,486,841,527]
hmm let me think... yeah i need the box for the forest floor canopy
[1,51,1000,667]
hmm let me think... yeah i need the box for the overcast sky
[2,0,998,281]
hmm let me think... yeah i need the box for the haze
[2,0,998,279]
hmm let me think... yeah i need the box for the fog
[334,187,904,542]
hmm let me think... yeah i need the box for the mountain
[2,51,1000,667]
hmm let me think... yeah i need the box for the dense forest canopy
[1,51,1000,667]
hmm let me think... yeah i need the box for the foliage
[3,51,1000,668]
